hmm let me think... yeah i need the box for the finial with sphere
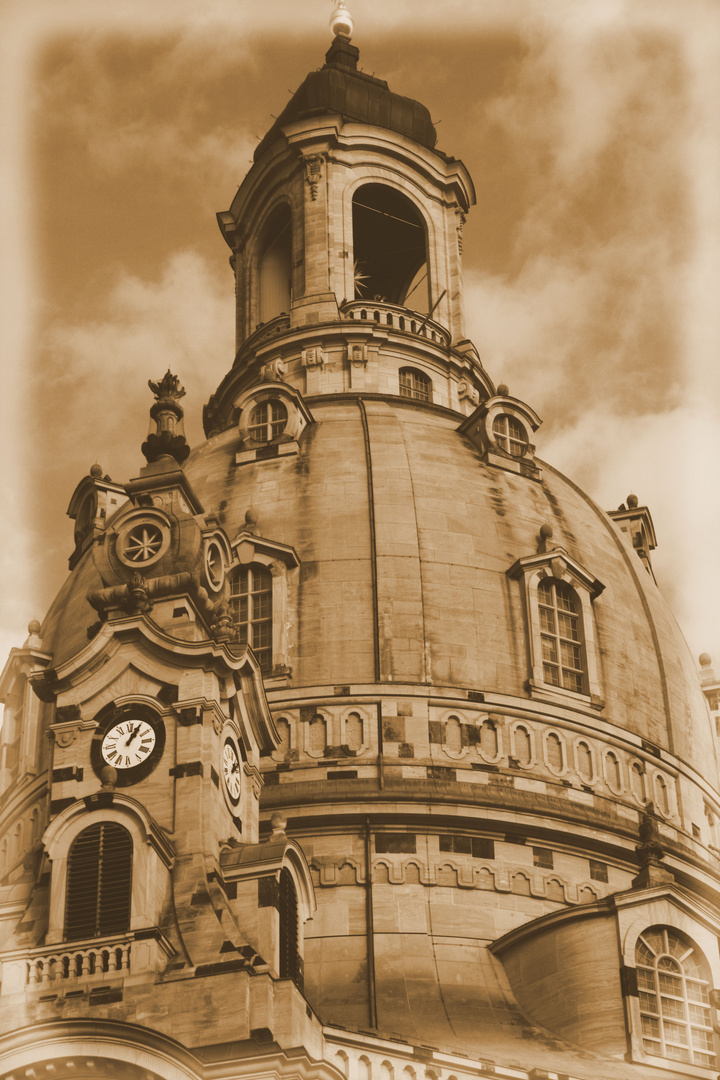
[330,0,353,40]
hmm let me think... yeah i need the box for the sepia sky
[1,0,719,678]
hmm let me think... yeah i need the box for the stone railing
[26,935,131,989]
[340,300,451,347]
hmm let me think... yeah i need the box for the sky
[1,0,719,680]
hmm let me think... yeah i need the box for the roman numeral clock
[90,702,166,786]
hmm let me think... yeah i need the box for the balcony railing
[340,300,451,347]
[26,936,131,989]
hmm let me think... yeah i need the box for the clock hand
[126,723,141,746]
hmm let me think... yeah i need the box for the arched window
[65,822,133,941]
[479,719,499,759]
[352,184,428,311]
[275,718,291,759]
[399,367,432,402]
[513,725,532,767]
[445,716,462,754]
[308,715,327,758]
[604,750,622,793]
[248,400,288,443]
[631,761,646,803]
[576,741,593,783]
[229,565,273,673]
[537,579,585,693]
[492,414,528,457]
[636,928,716,1068]
[545,731,564,773]
[259,203,292,324]
[279,867,301,987]
[345,712,363,752]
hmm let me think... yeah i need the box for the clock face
[102,719,156,769]
[222,739,242,805]
[90,703,166,786]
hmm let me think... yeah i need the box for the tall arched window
[259,203,292,324]
[399,367,432,402]
[65,822,133,941]
[636,928,716,1068]
[537,578,585,693]
[352,184,428,312]
[279,867,301,987]
[229,565,273,673]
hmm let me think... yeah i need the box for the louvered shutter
[65,822,133,941]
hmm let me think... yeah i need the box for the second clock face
[222,739,242,805]
[102,718,156,769]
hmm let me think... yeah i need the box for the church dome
[4,29,720,1080]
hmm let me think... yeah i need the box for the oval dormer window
[352,184,428,312]
[259,203,292,325]
[492,414,528,457]
[248,400,288,443]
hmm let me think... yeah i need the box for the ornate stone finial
[244,509,259,535]
[329,0,353,40]
[496,383,509,397]
[699,652,712,668]
[632,805,674,889]
[211,600,234,642]
[538,523,554,553]
[100,765,117,790]
[25,619,43,648]
[636,806,664,867]
[627,494,639,509]
[270,811,288,839]
[142,369,190,465]
[90,462,103,479]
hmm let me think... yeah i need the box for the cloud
[15,249,234,628]
[463,20,690,428]
[33,33,259,195]
[539,403,720,663]
[37,248,233,455]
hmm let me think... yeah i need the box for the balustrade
[26,938,131,988]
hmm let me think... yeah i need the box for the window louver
[278,867,300,987]
[65,822,133,941]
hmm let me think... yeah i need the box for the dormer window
[399,367,432,402]
[538,578,585,693]
[492,414,528,457]
[248,400,288,443]
[508,547,605,708]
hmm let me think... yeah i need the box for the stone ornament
[304,154,323,200]
[302,345,324,370]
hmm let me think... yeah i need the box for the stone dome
[8,33,720,1080]
[42,395,714,780]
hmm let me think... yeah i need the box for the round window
[116,516,171,568]
[248,400,288,443]
[205,540,225,591]
[492,414,528,457]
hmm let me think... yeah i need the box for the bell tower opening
[259,203,292,324]
[352,184,429,313]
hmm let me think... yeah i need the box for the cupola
[211,27,481,432]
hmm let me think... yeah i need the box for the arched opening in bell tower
[258,203,292,324]
[352,184,429,313]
